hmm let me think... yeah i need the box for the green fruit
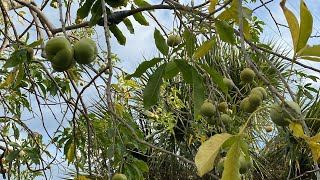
[270,101,301,126]
[80,81,84,86]
[220,114,231,124]
[240,68,255,83]
[239,155,253,174]
[74,38,98,64]
[200,102,216,117]
[112,173,127,180]
[252,87,267,100]
[248,93,262,107]
[217,157,225,174]
[264,126,273,132]
[45,37,74,68]
[223,78,234,89]
[52,58,76,72]
[217,102,228,112]
[250,89,264,99]
[240,97,256,113]
[167,35,182,47]
[207,116,216,125]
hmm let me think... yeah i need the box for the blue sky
[3,0,320,179]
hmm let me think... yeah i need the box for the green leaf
[164,61,179,79]
[191,67,205,119]
[126,58,163,79]
[4,49,28,68]
[123,18,135,34]
[222,141,241,180]
[215,20,235,45]
[154,28,169,56]
[133,159,149,172]
[297,0,313,52]
[132,5,149,26]
[208,0,217,13]
[6,150,20,162]
[12,123,20,140]
[77,0,96,19]
[143,64,166,110]
[8,142,20,148]
[200,64,228,94]
[109,24,126,45]
[89,0,103,26]
[183,30,196,58]
[300,56,320,62]
[134,0,151,8]
[193,39,215,60]
[13,64,25,88]
[27,39,43,47]
[195,133,233,177]
[280,0,299,53]
[174,59,192,83]
[0,67,18,89]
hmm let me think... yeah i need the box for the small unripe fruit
[240,68,255,83]
[19,150,25,157]
[112,173,127,180]
[239,155,253,174]
[220,114,231,124]
[167,35,182,47]
[252,87,267,100]
[270,101,301,126]
[240,97,256,113]
[66,79,71,83]
[248,93,262,107]
[74,38,98,64]
[264,126,273,132]
[45,37,74,68]
[200,102,216,117]
[223,78,234,89]
[80,81,84,86]
[217,102,228,112]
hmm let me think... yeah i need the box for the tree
[1,0,320,179]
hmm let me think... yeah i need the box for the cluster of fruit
[217,154,253,175]
[45,37,97,72]
[240,87,267,113]
[200,100,231,125]
[167,34,182,47]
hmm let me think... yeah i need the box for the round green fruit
[167,34,182,47]
[80,81,85,86]
[248,93,262,107]
[270,101,301,126]
[252,87,267,100]
[223,78,234,89]
[74,38,98,64]
[240,97,256,113]
[207,116,216,125]
[264,125,273,132]
[45,37,74,68]
[112,173,127,180]
[220,114,231,124]
[200,102,216,117]
[217,102,228,112]
[240,68,255,83]
[51,58,75,72]
[239,155,253,174]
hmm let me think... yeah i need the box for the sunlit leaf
[67,143,75,162]
[280,0,299,53]
[297,0,313,51]
[215,20,235,45]
[0,67,18,89]
[74,175,91,180]
[307,134,320,162]
[222,141,241,180]
[208,0,217,13]
[289,122,308,139]
[193,39,215,60]
[143,64,166,110]
[195,133,233,177]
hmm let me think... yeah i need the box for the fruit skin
[45,37,74,68]
[74,38,98,64]
[112,173,127,180]
[223,78,234,89]
[217,102,228,112]
[167,35,182,47]
[220,114,231,124]
[52,59,76,72]
[252,87,267,100]
[240,97,257,113]
[248,93,262,107]
[200,102,216,117]
[270,101,301,126]
[240,68,255,83]
[264,126,273,132]
[239,155,253,174]
[80,81,85,86]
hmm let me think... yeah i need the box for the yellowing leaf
[289,122,308,139]
[222,141,241,180]
[195,133,232,177]
[307,133,320,162]
[74,175,91,180]
[115,103,124,116]
[299,44,320,57]
[280,0,300,53]
[297,0,313,51]
[0,67,18,89]
[188,134,193,146]
[208,0,217,13]
[67,143,75,162]
[201,136,207,144]
[193,39,215,61]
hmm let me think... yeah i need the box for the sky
[2,0,320,179]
